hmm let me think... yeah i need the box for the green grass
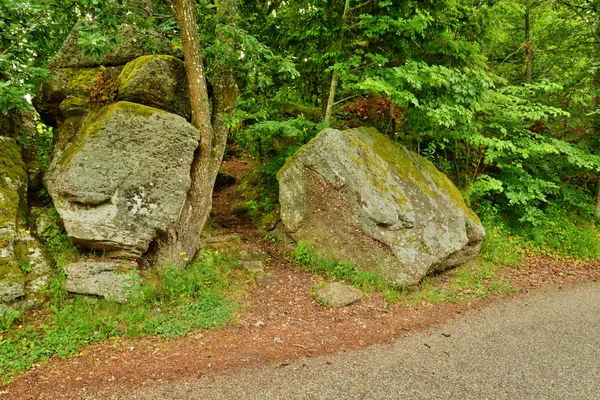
[0,250,242,382]
[405,259,517,306]
[293,235,520,307]
[293,241,400,294]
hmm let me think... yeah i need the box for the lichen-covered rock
[278,127,485,286]
[48,21,180,69]
[44,101,199,259]
[63,260,138,302]
[118,55,191,120]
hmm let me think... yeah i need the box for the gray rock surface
[13,233,54,307]
[278,127,485,286]
[243,261,264,273]
[33,67,102,127]
[119,55,191,119]
[63,260,138,302]
[0,107,47,190]
[315,282,363,307]
[44,101,199,259]
[48,21,179,69]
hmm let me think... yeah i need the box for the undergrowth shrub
[234,116,325,223]
[477,201,600,261]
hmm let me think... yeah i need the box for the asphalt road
[118,281,600,399]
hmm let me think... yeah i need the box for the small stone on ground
[243,261,264,273]
[256,274,277,286]
[315,282,363,307]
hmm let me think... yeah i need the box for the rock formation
[44,102,198,259]
[32,23,198,301]
[277,127,486,286]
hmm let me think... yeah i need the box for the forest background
[5,0,600,257]
[2,0,600,380]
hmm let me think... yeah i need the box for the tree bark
[150,0,238,267]
[323,0,351,127]
[524,2,532,85]
[594,15,600,218]
[324,71,338,127]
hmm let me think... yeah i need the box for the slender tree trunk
[594,16,600,218]
[524,2,532,85]
[324,0,351,127]
[324,71,338,126]
[151,0,238,267]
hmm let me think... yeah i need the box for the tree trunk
[323,0,351,127]
[524,2,532,85]
[324,71,338,126]
[150,0,238,267]
[594,16,600,218]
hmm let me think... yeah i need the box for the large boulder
[277,128,485,286]
[44,101,199,259]
[0,107,49,191]
[118,55,191,120]
[48,22,180,70]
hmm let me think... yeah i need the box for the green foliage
[478,200,600,261]
[0,309,20,333]
[361,60,600,224]
[0,251,241,381]
[407,259,517,306]
[293,242,399,294]
[14,117,54,172]
[234,116,325,223]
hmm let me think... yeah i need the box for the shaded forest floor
[3,159,600,400]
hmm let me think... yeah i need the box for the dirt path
[2,159,600,399]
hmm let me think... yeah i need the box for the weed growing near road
[0,251,243,382]
[293,241,404,299]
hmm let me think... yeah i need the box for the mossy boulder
[119,55,191,120]
[44,101,199,259]
[277,127,486,286]
[48,21,180,70]
[13,234,54,307]
[0,106,48,191]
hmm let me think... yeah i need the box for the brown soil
[3,159,600,400]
